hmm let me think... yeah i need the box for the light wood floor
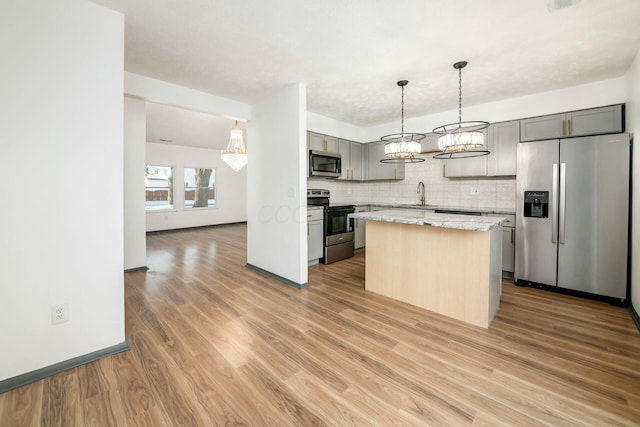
[1,223,640,426]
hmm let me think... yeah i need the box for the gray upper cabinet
[337,139,364,181]
[367,141,405,180]
[350,141,363,181]
[308,131,324,151]
[488,120,519,176]
[443,155,487,177]
[442,128,489,178]
[520,104,623,142]
[519,113,564,142]
[421,132,440,154]
[308,131,339,153]
[307,131,366,181]
[567,105,623,137]
[337,139,349,180]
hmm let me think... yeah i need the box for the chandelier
[433,61,489,159]
[380,80,425,163]
[221,120,247,172]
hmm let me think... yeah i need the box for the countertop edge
[341,202,515,216]
[349,209,507,232]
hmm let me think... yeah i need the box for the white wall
[625,49,640,311]
[125,72,251,121]
[248,84,308,286]
[0,0,125,380]
[124,97,147,269]
[146,142,247,231]
[307,111,366,142]
[364,76,627,141]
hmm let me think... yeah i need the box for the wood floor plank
[81,389,127,427]
[0,380,43,427]
[41,370,82,427]
[237,359,328,427]
[125,405,168,427]
[110,349,156,420]
[128,330,203,426]
[285,370,376,427]
[2,223,640,426]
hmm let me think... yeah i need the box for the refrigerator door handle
[552,163,558,243]
[559,163,567,244]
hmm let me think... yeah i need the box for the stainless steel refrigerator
[515,133,630,302]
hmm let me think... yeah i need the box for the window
[184,167,216,208]
[145,165,174,211]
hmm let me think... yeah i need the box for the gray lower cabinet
[354,206,368,249]
[307,207,324,263]
[488,120,519,176]
[367,141,405,180]
[502,226,515,273]
[485,213,515,273]
[520,104,623,142]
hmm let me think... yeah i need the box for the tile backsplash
[309,156,516,210]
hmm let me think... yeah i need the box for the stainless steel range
[307,189,355,264]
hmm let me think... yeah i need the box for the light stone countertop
[349,209,507,232]
[341,202,515,216]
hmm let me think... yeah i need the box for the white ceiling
[95,0,640,128]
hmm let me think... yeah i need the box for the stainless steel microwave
[309,150,341,178]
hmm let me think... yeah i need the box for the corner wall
[625,49,640,311]
[145,142,247,231]
[0,0,125,381]
[124,97,147,269]
[247,84,308,286]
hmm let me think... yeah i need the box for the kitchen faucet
[417,181,426,206]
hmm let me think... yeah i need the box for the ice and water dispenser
[523,191,549,218]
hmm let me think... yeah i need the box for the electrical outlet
[51,303,69,325]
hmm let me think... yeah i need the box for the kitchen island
[349,209,506,328]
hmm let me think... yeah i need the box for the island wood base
[365,220,502,328]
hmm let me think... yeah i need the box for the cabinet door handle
[568,119,572,135]
[562,120,566,136]
[511,228,514,244]
[307,223,309,235]
[394,168,397,179]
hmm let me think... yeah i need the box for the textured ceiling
[93,0,640,126]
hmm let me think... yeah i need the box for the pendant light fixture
[380,80,425,163]
[433,61,489,159]
[221,120,247,172]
